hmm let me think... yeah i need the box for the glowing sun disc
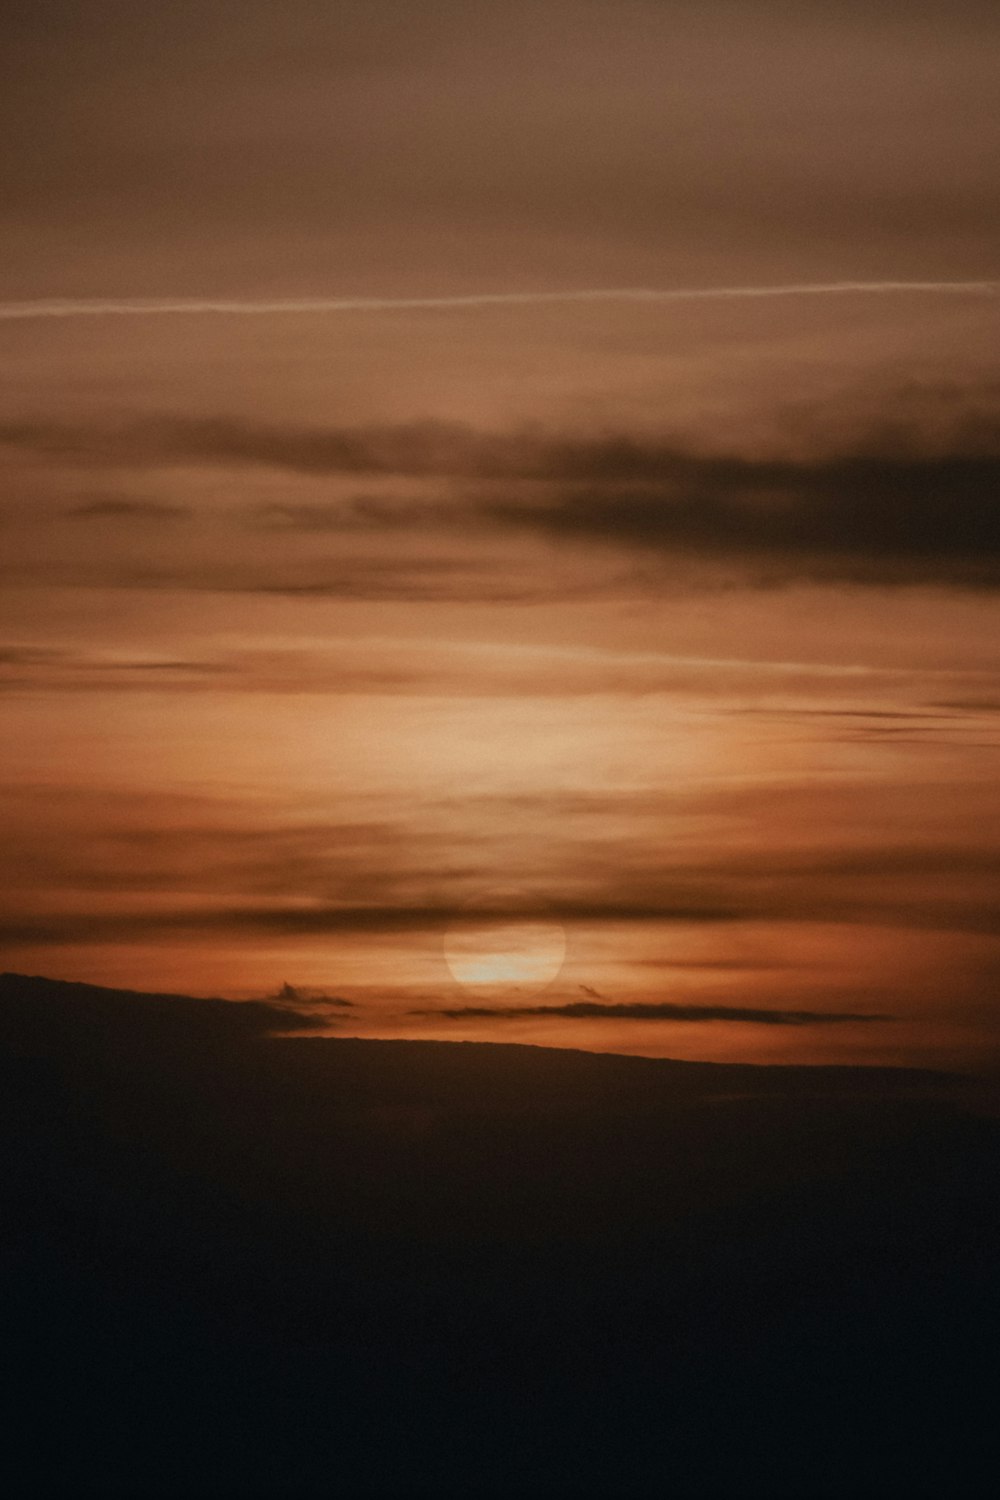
[444,892,566,997]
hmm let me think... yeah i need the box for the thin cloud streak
[414,1000,890,1026]
[0,280,997,322]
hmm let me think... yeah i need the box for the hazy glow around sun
[444,905,566,997]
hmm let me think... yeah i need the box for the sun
[444,890,566,999]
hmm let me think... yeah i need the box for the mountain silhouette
[1,971,997,1497]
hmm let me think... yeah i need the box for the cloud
[2,281,997,324]
[66,497,191,521]
[0,645,238,693]
[486,448,1000,590]
[734,707,955,720]
[413,1000,889,1025]
[223,568,598,606]
[3,766,1000,957]
[6,879,999,951]
[4,775,999,967]
[0,898,742,949]
[7,401,1000,589]
[0,644,69,666]
[108,658,234,673]
[0,415,491,477]
[930,699,1000,714]
[245,498,457,531]
[272,981,354,1008]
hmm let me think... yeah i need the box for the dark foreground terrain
[1,972,998,1497]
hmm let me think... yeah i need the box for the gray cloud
[7,406,1000,589]
[487,451,1000,589]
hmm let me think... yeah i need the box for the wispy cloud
[413,1000,889,1025]
[245,498,457,531]
[1,281,996,323]
[66,497,191,521]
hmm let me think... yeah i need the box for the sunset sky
[2,0,999,1068]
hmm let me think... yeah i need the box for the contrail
[0,280,998,322]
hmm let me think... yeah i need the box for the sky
[2,1,999,1068]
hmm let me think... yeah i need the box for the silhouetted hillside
[1,972,997,1497]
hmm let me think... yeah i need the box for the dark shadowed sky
[2,1,999,1067]
[3,1,999,296]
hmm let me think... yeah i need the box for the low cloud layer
[414,1000,888,1025]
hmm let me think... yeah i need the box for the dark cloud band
[6,405,1000,589]
[414,1000,888,1025]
